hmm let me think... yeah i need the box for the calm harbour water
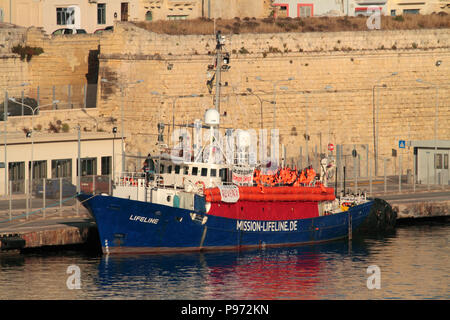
[0,222,448,300]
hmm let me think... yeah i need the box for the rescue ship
[78,31,395,254]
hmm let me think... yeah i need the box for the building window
[101,156,111,175]
[8,162,25,193]
[78,158,97,176]
[52,159,72,179]
[30,160,47,180]
[167,15,188,20]
[98,4,106,25]
[391,9,396,16]
[273,4,289,18]
[403,9,420,14]
[56,7,75,25]
[444,154,449,170]
[297,4,313,17]
[435,154,443,169]
[145,11,152,21]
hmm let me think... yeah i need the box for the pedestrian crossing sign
[399,140,406,149]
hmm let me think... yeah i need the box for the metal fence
[0,175,111,223]
[1,84,97,119]
[292,143,450,196]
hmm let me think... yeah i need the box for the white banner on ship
[218,185,240,203]
[232,166,254,186]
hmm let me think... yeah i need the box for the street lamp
[298,85,333,166]
[246,88,273,131]
[255,76,294,130]
[112,127,117,182]
[100,78,144,174]
[150,92,199,147]
[372,72,397,176]
[416,78,439,185]
[9,98,59,206]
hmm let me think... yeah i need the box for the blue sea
[0,221,448,300]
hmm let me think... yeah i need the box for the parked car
[52,28,87,35]
[35,179,77,198]
[80,176,112,194]
[93,26,114,34]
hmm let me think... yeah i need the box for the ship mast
[214,30,223,112]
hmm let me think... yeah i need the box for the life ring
[195,181,206,193]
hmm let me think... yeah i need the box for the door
[121,3,129,21]
[9,162,25,193]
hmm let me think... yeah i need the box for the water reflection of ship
[96,240,373,299]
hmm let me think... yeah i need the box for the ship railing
[116,172,147,188]
[339,194,367,206]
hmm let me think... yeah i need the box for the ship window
[192,167,198,176]
[175,165,180,174]
[167,165,172,173]
[210,169,217,177]
[201,168,208,176]
[184,166,189,175]
[160,164,165,173]
[219,168,228,182]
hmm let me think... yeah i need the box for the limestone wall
[97,23,450,175]
[2,22,449,177]
[0,26,101,108]
[0,25,29,100]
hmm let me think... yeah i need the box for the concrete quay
[0,203,98,253]
[342,176,450,221]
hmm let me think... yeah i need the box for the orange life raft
[204,186,335,202]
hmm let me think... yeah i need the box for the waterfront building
[0,131,121,196]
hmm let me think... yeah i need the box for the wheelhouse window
[219,168,228,182]
[201,168,208,177]
[192,167,198,176]
[174,165,180,174]
[97,3,106,25]
[210,169,217,177]
[184,166,189,175]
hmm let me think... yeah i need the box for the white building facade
[0,131,122,196]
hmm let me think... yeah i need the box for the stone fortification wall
[0,25,29,100]
[0,26,101,109]
[97,22,449,174]
[2,22,449,176]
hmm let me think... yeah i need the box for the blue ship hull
[78,194,374,254]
